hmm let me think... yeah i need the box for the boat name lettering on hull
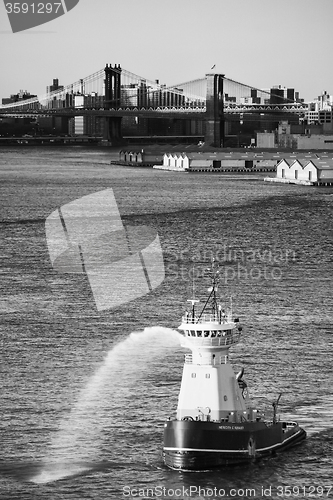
[218,425,245,430]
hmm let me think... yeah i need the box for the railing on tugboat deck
[182,313,233,324]
[182,332,241,347]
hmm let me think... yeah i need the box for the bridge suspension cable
[224,76,301,105]
[164,77,207,100]
[0,68,105,110]
[117,69,206,109]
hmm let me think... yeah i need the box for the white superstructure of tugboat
[163,263,306,470]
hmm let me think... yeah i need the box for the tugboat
[163,263,306,470]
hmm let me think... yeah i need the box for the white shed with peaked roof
[157,153,187,171]
[309,160,333,183]
[276,159,318,183]
[276,159,294,179]
[271,158,333,185]
[303,162,318,182]
[289,160,317,182]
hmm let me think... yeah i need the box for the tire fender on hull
[247,436,256,457]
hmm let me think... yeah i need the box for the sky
[0,0,332,102]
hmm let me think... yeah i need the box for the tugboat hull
[163,420,306,470]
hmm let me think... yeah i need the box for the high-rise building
[270,86,285,104]
[268,85,303,104]
[46,79,64,94]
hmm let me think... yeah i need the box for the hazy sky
[0,0,332,102]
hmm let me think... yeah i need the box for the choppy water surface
[0,146,333,499]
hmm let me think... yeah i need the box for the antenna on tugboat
[272,393,282,424]
[187,263,199,322]
[192,262,195,299]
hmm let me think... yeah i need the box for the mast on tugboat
[196,260,222,321]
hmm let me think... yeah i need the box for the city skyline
[0,0,332,103]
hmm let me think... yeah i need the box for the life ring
[182,416,194,421]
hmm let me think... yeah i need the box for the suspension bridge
[0,65,308,146]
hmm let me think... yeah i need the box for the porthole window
[191,373,196,378]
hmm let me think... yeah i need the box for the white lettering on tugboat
[218,425,245,430]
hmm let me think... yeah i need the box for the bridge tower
[205,73,224,147]
[103,64,122,144]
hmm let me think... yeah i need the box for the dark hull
[163,419,306,470]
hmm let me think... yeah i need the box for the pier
[0,135,101,146]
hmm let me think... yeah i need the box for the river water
[0,146,332,500]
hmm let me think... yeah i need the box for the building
[258,85,304,105]
[257,121,333,149]
[156,151,284,172]
[305,109,319,124]
[276,159,317,183]
[46,79,64,94]
[314,91,333,111]
[305,91,333,128]
[153,153,188,171]
[116,149,163,166]
[273,158,333,185]
[256,132,276,148]
[2,89,37,105]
